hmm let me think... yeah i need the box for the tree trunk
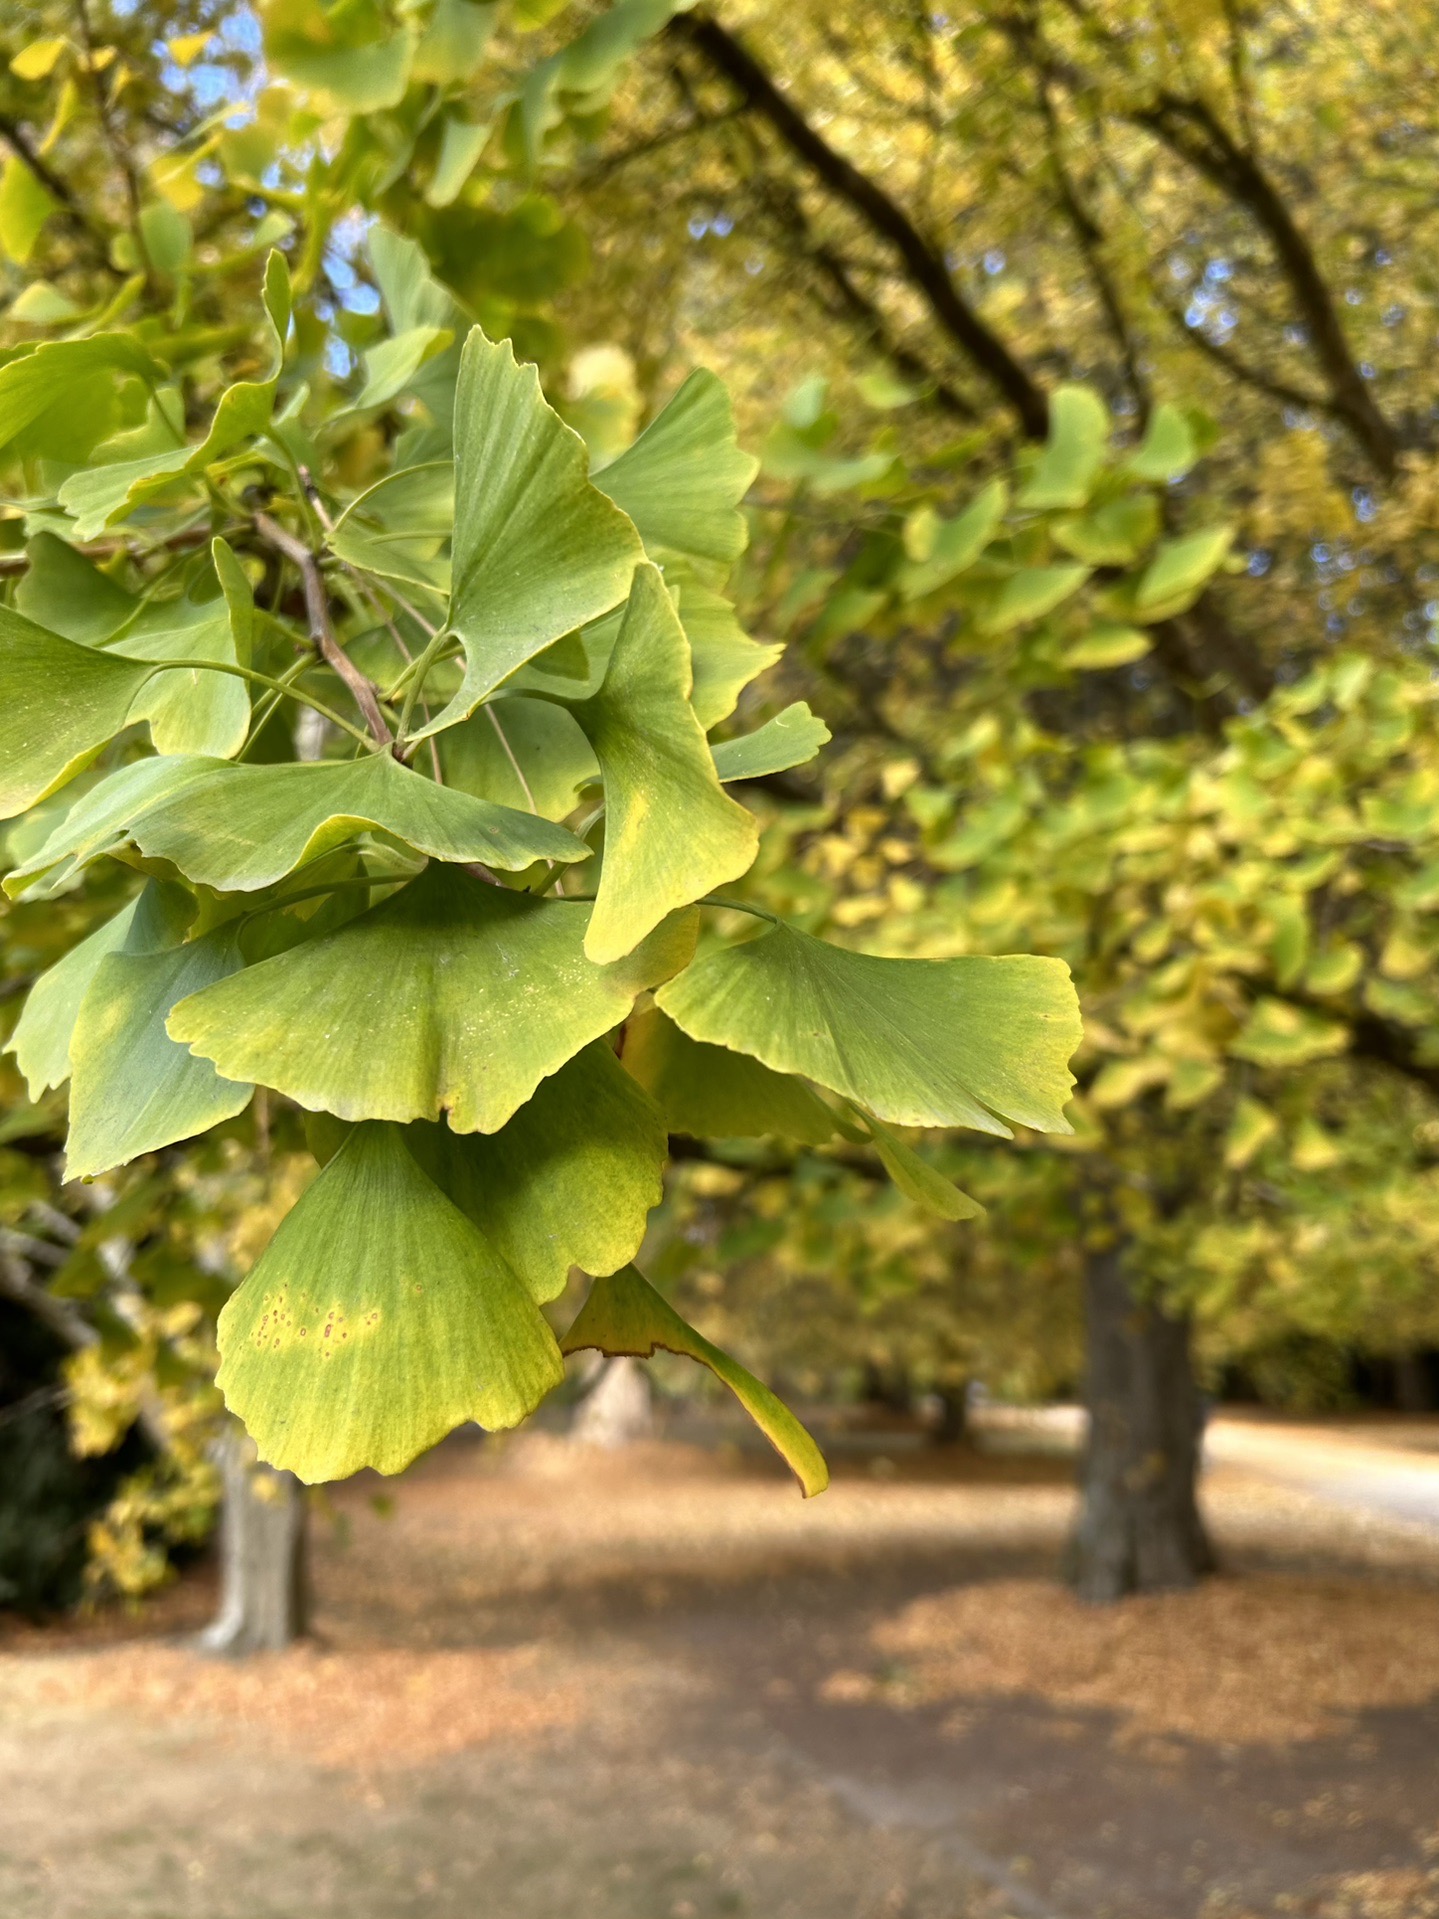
[198,1424,308,1655]
[570,1356,654,1448]
[1067,1245,1215,1602]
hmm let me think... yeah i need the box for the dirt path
[4,1430,1439,1919]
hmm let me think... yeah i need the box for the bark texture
[1068,1246,1215,1602]
[198,1425,308,1656]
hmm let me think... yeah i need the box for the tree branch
[667,10,1050,438]
[252,512,393,745]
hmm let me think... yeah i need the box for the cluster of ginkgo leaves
[0,224,1080,1490]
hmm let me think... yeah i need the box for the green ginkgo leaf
[7,882,193,1098]
[438,696,599,821]
[404,1041,667,1302]
[0,332,160,465]
[578,563,758,963]
[1134,526,1234,615]
[107,587,250,759]
[561,1265,829,1497]
[657,921,1080,1134]
[67,924,254,1180]
[16,748,590,895]
[57,254,292,539]
[855,1107,984,1220]
[896,479,1008,600]
[976,563,1091,635]
[217,1121,563,1481]
[710,703,830,782]
[6,757,218,898]
[594,368,758,573]
[1016,385,1110,510]
[0,606,156,819]
[411,328,642,738]
[621,1005,836,1144]
[14,530,138,644]
[676,582,782,728]
[169,863,698,1132]
[1125,401,1197,483]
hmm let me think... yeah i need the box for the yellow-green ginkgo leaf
[895,479,1008,600]
[438,696,600,822]
[14,530,138,644]
[0,331,160,465]
[561,1265,829,1497]
[5,757,220,898]
[710,703,830,783]
[57,253,292,539]
[854,1107,984,1221]
[411,328,642,738]
[1016,384,1110,510]
[105,585,250,759]
[404,1041,667,1303]
[657,921,1080,1135]
[0,606,157,819]
[20,747,591,895]
[66,924,254,1180]
[6,882,193,1098]
[578,563,758,964]
[621,1005,836,1144]
[594,368,758,575]
[676,582,782,729]
[217,1121,563,1482]
[169,863,698,1133]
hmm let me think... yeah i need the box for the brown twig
[252,511,393,745]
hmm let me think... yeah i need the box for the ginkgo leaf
[404,1041,667,1302]
[438,696,599,821]
[578,563,758,963]
[896,480,1007,600]
[594,368,757,573]
[106,587,250,759]
[14,531,137,644]
[5,757,218,898]
[621,1006,837,1144]
[676,582,782,728]
[217,1122,563,1481]
[14,748,590,896]
[854,1108,984,1220]
[7,882,193,1097]
[0,332,160,465]
[656,921,1080,1134]
[327,461,454,595]
[976,563,1091,635]
[1017,385,1109,510]
[57,253,292,539]
[561,1265,829,1497]
[1134,526,1234,614]
[710,703,830,782]
[0,606,156,819]
[1125,402,1197,483]
[67,924,254,1179]
[169,863,698,1133]
[410,328,642,738]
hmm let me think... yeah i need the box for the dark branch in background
[74,0,151,286]
[751,171,978,420]
[667,9,1051,438]
[0,113,121,272]
[1343,1010,1439,1105]
[1152,287,1331,417]
[1033,79,1150,420]
[1130,91,1400,477]
[252,512,393,745]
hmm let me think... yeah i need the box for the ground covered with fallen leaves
[3,1417,1439,1919]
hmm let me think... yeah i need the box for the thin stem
[485,703,538,812]
[700,895,782,924]
[137,658,375,749]
[252,511,393,744]
[394,630,450,746]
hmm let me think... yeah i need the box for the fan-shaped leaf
[711,703,830,782]
[217,1121,563,1481]
[1017,386,1110,510]
[169,863,698,1132]
[561,1265,828,1496]
[594,368,757,573]
[677,583,781,728]
[657,921,1080,1135]
[856,1108,984,1220]
[578,564,758,963]
[411,328,642,738]
[896,480,1007,599]
[622,1006,836,1144]
[7,882,192,1097]
[405,1041,667,1302]
[0,607,156,819]
[67,924,253,1179]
